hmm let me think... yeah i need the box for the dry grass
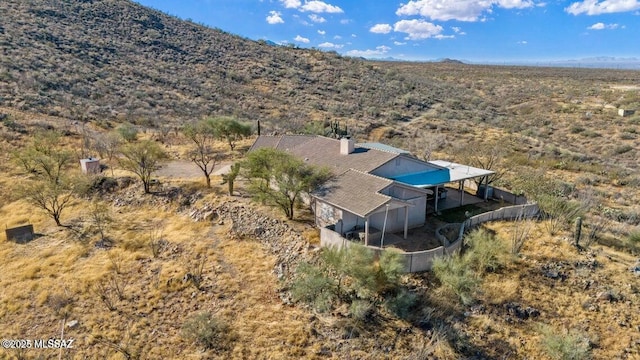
[477,221,640,359]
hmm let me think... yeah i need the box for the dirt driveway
[156,160,232,179]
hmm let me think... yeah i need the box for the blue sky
[134,0,640,62]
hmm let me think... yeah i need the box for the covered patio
[390,160,495,213]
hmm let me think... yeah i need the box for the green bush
[117,122,138,142]
[384,288,419,319]
[464,228,508,274]
[432,255,479,306]
[539,325,591,360]
[290,262,336,312]
[291,244,406,314]
[181,312,234,352]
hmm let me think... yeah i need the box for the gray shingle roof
[249,135,409,217]
[315,169,393,217]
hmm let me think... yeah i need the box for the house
[249,135,494,248]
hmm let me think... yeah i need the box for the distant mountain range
[475,57,640,70]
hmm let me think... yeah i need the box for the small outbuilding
[80,157,101,174]
[618,109,636,117]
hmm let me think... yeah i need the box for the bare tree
[93,131,122,176]
[414,128,447,161]
[15,130,78,226]
[183,120,220,187]
[21,178,76,227]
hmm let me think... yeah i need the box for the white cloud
[334,35,342,39]
[351,33,357,37]
[346,45,391,57]
[452,26,467,35]
[394,19,444,40]
[394,41,407,45]
[340,19,351,24]
[396,0,534,21]
[280,0,301,9]
[517,40,528,44]
[434,34,455,39]
[588,22,620,29]
[300,1,343,13]
[309,14,326,23]
[266,11,284,24]
[566,0,640,15]
[294,35,310,43]
[318,30,326,35]
[318,42,344,49]
[370,23,393,34]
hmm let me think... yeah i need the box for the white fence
[321,203,540,273]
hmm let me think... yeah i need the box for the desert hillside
[0,0,640,359]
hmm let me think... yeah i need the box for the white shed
[80,158,101,174]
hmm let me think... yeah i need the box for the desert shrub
[464,228,508,274]
[349,299,374,323]
[619,132,636,140]
[290,262,337,312]
[537,194,587,235]
[613,144,633,155]
[181,311,234,352]
[626,231,640,253]
[117,122,138,142]
[539,325,591,360]
[384,288,419,319]
[432,255,479,306]
[569,125,585,134]
[433,228,509,305]
[291,244,406,315]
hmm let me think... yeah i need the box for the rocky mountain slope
[0,0,478,131]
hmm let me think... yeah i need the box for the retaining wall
[321,203,540,273]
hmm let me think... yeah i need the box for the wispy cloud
[346,45,391,57]
[587,22,620,29]
[370,23,392,34]
[294,35,310,43]
[317,29,326,35]
[452,26,467,35]
[566,0,640,15]
[266,11,284,24]
[396,0,535,21]
[318,42,343,49]
[309,14,326,23]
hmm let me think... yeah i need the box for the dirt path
[156,160,232,179]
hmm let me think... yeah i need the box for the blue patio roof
[390,169,451,187]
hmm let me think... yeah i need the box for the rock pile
[190,201,316,288]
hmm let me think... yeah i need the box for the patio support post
[484,176,489,201]
[404,205,409,239]
[459,180,465,206]
[381,204,390,249]
[364,216,370,246]
[434,185,439,213]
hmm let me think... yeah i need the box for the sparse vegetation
[118,140,167,193]
[181,311,234,352]
[539,325,592,360]
[1,0,640,358]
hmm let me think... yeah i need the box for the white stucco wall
[372,156,439,179]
